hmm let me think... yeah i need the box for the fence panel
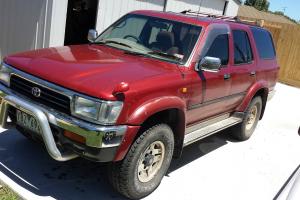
[263,22,300,88]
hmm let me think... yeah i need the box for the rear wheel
[231,96,262,141]
[109,124,174,200]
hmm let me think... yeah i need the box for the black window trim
[232,29,255,66]
[221,34,230,67]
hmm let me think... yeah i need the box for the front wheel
[109,124,174,199]
[231,96,262,141]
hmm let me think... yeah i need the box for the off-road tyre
[108,124,174,199]
[231,96,262,141]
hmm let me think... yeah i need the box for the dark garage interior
[64,0,98,45]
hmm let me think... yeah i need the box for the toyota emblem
[31,87,41,97]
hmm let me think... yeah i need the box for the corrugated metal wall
[96,0,165,33]
[0,0,54,60]
[0,0,240,61]
[96,0,240,33]
[166,0,226,14]
[225,0,240,16]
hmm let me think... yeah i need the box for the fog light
[64,130,86,144]
[104,131,116,142]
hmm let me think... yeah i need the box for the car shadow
[168,129,235,173]
[0,128,235,200]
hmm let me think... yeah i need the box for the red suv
[0,10,278,199]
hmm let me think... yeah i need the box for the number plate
[16,110,41,134]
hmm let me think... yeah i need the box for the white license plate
[16,110,41,134]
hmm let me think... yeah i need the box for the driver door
[187,24,233,123]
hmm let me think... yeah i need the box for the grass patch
[0,183,18,200]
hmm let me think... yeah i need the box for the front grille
[10,75,71,114]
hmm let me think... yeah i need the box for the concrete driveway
[0,83,299,200]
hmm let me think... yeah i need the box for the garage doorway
[64,0,98,45]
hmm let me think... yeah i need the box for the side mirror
[195,56,222,72]
[88,29,98,42]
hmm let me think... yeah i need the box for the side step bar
[183,113,244,147]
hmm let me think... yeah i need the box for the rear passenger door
[227,26,257,106]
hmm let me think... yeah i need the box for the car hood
[4,45,179,100]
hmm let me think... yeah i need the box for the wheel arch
[127,95,187,158]
[236,81,269,120]
[114,96,187,161]
[134,108,186,158]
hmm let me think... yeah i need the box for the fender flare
[117,96,186,159]
[236,81,269,113]
[114,96,186,161]
[127,96,186,125]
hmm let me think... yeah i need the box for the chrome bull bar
[0,95,78,161]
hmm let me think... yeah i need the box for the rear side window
[233,30,253,64]
[251,27,276,59]
[205,34,229,65]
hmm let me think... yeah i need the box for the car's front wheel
[109,124,174,199]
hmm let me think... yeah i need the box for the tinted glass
[233,30,253,64]
[97,14,202,63]
[108,17,147,39]
[205,34,229,65]
[251,27,276,59]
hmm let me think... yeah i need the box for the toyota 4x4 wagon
[0,10,278,199]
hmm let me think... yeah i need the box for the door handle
[224,74,231,80]
[250,71,256,76]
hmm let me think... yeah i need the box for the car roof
[131,10,255,29]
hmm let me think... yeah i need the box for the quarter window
[233,30,253,64]
[251,27,276,59]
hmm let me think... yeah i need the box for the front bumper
[0,84,128,162]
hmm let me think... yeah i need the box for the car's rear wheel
[231,96,262,141]
[108,124,174,200]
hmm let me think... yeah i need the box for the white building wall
[0,0,240,61]
[225,0,240,16]
[0,0,54,60]
[165,0,226,14]
[96,0,165,33]
[0,0,69,60]
[48,0,68,47]
[165,0,240,16]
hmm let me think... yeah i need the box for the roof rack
[181,9,238,21]
[180,9,262,26]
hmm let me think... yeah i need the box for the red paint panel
[114,125,140,161]
[236,81,268,112]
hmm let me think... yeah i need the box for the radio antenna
[197,0,203,15]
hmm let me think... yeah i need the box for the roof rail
[180,9,262,26]
[181,9,237,21]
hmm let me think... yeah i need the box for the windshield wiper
[93,40,132,49]
[124,50,147,56]
[148,51,183,62]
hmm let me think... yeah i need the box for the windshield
[95,14,202,64]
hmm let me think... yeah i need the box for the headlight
[73,96,123,124]
[0,63,12,86]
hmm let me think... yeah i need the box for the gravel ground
[0,181,18,200]
[0,83,299,200]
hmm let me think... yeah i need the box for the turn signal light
[112,82,129,96]
[64,130,86,144]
